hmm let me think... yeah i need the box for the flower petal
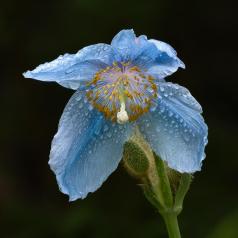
[23,44,113,90]
[49,90,132,200]
[132,37,162,70]
[111,30,159,65]
[147,39,185,79]
[137,82,208,173]
[111,29,138,61]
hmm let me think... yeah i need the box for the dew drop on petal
[183,134,190,142]
[106,132,112,138]
[76,95,82,101]
[168,111,173,117]
[79,103,83,109]
[156,126,161,132]
[103,125,109,132]
[88,104,94,111]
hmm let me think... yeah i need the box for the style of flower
[23,29,208,201]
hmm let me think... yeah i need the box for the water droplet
[160,107,165,113]
[106,132,112,138]
[79,103,83,109]
[150,105,157,112]
[168,111,173,117]
[103,125,109,132]
[88,104,94,111]
[65,69,74,74]
[94,126,101,136]
[76,95,82,101]
[183,134,190,142]
[156,126,161,132]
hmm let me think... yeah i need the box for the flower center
[86,62,158,123]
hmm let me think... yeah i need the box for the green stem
[154,153,173,208]
[174,173,192,215]
[162,212,181,238]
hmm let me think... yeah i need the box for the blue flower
[23,29,208,201]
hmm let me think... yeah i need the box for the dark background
[0,0,238,237]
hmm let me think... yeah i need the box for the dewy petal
[23,44,114,90]
[132,37,162,70]
[49,89,132,201]
[137,82,208,173]
[146,39,185,79]
[111,30,161,72]
[111,29,138,61]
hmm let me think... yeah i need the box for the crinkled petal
[111,30,184,80]
[111,30,159,66]
[137,82,208,173]
[23,44,114,90]
[49,90,132,200]
[146,39,185,79]
[132,36,162,70]
[111,29,138,61]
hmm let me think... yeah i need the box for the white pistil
[117,101,129,124]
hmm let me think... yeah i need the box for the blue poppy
[23,29,208,201]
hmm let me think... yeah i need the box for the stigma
[117,101,129,124]
[86,62,158,123]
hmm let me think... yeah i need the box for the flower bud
[123,140,149,178]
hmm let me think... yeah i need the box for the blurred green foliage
[207,211,238,238]
[0,0,237,237]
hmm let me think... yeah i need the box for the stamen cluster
[86,62,158,122]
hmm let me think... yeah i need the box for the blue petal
[23,44,114,90]
[111,30,162,69]
[111,30,184,80]
[49,90,132,200]
[132,37,162,70]
[111,29,138,61]
[137,82,208,173]
[146,39,185,79]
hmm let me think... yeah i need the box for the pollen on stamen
[86,62,158,122]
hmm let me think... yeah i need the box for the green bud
[123,140,149,178]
